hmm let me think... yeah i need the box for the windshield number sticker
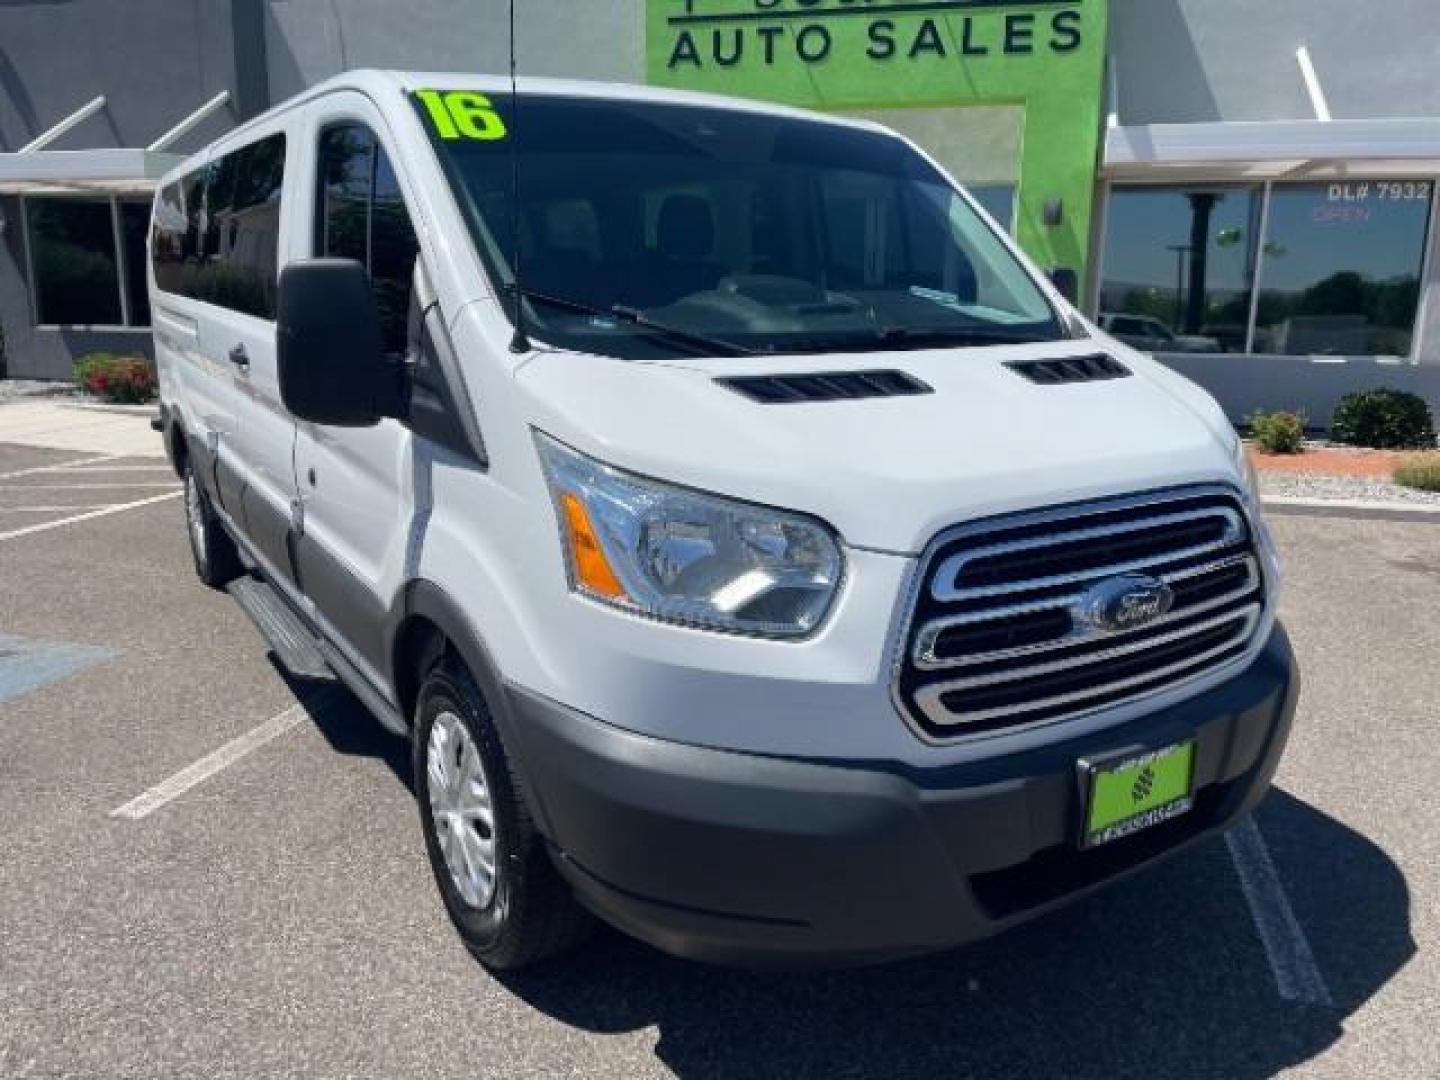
[415,90,508,141]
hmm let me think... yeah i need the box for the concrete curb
[63,402,158,418]
[1263,496,1440,522]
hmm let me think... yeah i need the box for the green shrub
[1330,389,1436,450]
[1247,410,1307,455]
[73,352,157,404]
[1393,455,1440,493]
[72,351,116,388]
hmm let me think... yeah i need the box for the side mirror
[1049,266,1080,304]
[277,259,399,427]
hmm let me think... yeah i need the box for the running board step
[228,576,334,682]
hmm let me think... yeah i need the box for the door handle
[228,344,251,373]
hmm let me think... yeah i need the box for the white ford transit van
[150,71,1296,969]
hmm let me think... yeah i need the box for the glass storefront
[1098,186,1260,353]
[24,196,153,328]
[1098,180,1435,359]
[1254,181,1432,358]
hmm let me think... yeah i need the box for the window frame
[1091,176,1438,362]
[21,193,153,332]
[313,117,423,356]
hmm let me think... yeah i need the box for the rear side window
[150,132,286,320]
[316,123,419,354]
[150,180,189,295]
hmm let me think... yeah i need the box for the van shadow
[269,666,415,795]
[494,789,1410,1080]
[256,670,1412,1077]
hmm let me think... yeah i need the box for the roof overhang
[0,148,183,196]
[1103,118,1440,183]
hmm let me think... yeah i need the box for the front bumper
[506,625,1298,967]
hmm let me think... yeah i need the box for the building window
[969,185,1016,235]
[27,198,122,326]
[1253,181,1433,357]
[1098,180,1436,358]
[119,203,152,327]
[1098,185,1261,353]
[25,196,152,328]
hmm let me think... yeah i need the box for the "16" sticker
[415,90,508,141]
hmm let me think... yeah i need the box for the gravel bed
[1260,470,1440,506]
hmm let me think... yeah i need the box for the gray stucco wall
[1154,353,1440,429]
[263,0,645,101]
[1110,0,1440,125]
[257,0,1440,124]
[0,0,249,154]
[0,0,256,379]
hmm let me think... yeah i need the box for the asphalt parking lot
[0,437,1435,1079]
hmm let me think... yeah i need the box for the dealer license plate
[1082,741,1196,849]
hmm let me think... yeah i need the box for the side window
[316,123,419,354]
[224,134,286,319]
[151,131,285,320]
[151,181,188,295]
[179,170,208,299]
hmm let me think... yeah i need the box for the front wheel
[414,660,592,969]
[182,460,240,589]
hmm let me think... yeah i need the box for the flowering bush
[1246,410,1306,455]
[73,353,157,405]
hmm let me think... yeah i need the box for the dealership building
[2,0,1439,426]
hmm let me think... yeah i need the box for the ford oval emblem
[1075,574,1175,635]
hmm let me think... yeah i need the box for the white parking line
[0,454,119,480]
[0,483,179,490]
[47,465,174,473]
[0,492,182,542]
[1225,815,1335,1007]
[111,692,337,821]
[1,506,114,513]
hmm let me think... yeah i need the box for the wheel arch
[389,579,556,836]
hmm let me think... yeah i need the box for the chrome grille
[896,487,1266,740]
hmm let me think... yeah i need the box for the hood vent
[1007,354,1131,385]
[717,370,933,404]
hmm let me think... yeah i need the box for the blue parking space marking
[0,634,116,706]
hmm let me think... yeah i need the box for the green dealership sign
[647,0,1109,280]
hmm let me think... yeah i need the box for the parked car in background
[1100,312,1221,353]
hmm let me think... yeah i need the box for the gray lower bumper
[505,625,1299,967]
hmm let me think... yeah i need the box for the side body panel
[290,90,430,692]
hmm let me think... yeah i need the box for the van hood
[515,340,1243,555]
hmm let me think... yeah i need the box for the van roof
[159,69,888,183]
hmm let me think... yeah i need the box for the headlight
[1231,429,1261,511]
[534,433,844,637]
[1231,429,1283,593]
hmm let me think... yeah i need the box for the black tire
[414,659,592,970]
[182,459,241,589]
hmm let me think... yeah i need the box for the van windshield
[417,92,1069,359]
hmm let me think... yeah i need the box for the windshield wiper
[872,325,1053,348]
[509,287,756,357]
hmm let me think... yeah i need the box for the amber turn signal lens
[561,493,627,599]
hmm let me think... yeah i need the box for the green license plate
[1082,741,1196,848]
